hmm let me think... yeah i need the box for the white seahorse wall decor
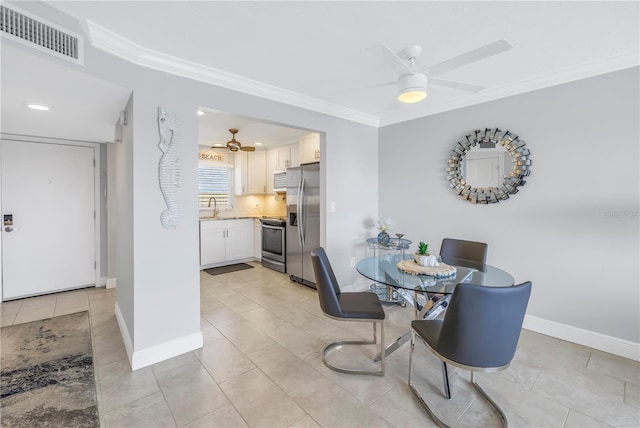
[158,107,181,229]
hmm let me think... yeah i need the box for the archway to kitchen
[196,107,323,306]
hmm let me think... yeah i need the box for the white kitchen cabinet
[248,150,267,194]
[234,151,248,195]
[276,145,293,170]
[200,219,254,267]
[267,144,299,192]
[299,133,320,164]
[234,150,267,195]
[266,150,277,193]
[200,225,226,265]
[289,143,300,167]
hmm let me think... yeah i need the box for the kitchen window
[198,165,232,208]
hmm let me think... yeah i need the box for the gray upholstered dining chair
[310,247,386,376]
[408,281,532,427]
[439,238,488,267]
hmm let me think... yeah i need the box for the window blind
[198,166,232,208]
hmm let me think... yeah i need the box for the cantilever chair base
[322,316,385,376]
[408,331,509,428]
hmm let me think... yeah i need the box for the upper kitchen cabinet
[267,143,299,192]
[300,133,320,164]
[289,144,300,168]
[234,150,267,195]
[276,146,290,170]
[267,150,277,193]
[276,144,300,169]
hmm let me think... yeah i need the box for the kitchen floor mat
[204,263,254,276]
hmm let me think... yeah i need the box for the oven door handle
[261,224,284,231]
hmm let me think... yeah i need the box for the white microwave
[273,170,287,193]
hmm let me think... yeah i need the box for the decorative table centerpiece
[414,241,439,267]
[398,259,457,277]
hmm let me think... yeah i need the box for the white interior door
[1,140,96,300]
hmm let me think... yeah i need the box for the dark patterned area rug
[0,311,98,428]
[204,263,254,276]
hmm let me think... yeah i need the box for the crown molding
[85,20,637,129]
[379,50,640,126]
[84,20,379,127]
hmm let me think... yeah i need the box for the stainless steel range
[260,217,286,272]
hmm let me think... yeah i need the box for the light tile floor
[1,262,638,427]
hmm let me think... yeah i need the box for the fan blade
[241,146,256,152]
[422,40,512,77]
[368,44,414,76]
[349,80,396,92]
[430,77,485,93]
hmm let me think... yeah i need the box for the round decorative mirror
[446,128,531,204]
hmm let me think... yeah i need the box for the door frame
[0,134,103,301]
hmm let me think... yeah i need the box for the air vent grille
[0,4,83,64]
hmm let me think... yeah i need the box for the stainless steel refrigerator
[286,162,320,288]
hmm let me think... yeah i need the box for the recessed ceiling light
[197,110,205,116]
[254,141,263,146]
[27,104,50,111]
[213,143,223,147]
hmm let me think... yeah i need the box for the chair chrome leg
[441,361,451,399]
[408,334,510,427]
[408,330,449,428]
[373,329,410,362]
[470,372,508,428]
[322,320,385,376]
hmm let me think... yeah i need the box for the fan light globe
[398,74,427,103]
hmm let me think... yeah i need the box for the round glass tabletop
[356,254,514,294]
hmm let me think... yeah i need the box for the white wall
[109,96,134,343]
[379,68,639,353]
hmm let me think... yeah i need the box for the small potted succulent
[414,241,430,266]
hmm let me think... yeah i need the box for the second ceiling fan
[220,128,255,152]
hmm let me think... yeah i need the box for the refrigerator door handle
[299,177,306,247]
[297,178,303,247]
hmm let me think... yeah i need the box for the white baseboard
[99,276,107,287]
[114,302,134,365]
[523,315,640,361]
[106,278,117,289]
[114,301,204,371]
[130,331,203,371]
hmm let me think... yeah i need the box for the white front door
[1,140,96,300]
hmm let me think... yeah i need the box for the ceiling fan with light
[371,40,513,103]
[218,128,255,152]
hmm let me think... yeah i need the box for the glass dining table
[356,253,515,359]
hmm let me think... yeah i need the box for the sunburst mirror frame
[446,128,531,204]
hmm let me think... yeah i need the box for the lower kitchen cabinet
[200,219,254,267]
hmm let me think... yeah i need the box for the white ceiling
[2,1,638,145]
[1,43,132,143]
[198,108,311,151]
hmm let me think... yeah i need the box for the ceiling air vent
[0,4,83,65]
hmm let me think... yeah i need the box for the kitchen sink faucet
[207,196,219,218]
